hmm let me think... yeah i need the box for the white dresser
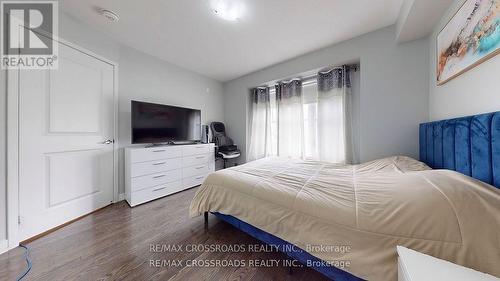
[125,143,215,207]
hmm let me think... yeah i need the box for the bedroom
[0,0,499,280]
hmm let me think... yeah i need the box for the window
[248,66,352,163]
[302,82,319,159]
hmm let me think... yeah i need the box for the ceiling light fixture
[210,0,244,21]
[99,9,120,22]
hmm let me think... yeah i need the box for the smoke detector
[100,9,120,22]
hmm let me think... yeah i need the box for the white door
[18,40,115,241]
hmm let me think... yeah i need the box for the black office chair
[210,122,241,168]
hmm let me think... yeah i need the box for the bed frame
[206,212,364,281]
[419,111,500,189]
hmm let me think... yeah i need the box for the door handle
[100,139,113,145]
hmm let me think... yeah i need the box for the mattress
[189,156,500,280]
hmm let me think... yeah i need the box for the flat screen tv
[131,100,201,144]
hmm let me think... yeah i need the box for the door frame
[6,35,119,250]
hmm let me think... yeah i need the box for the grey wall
[117,46,224,193]
[60,13,225,194]
[429,0,500,120]
[61,13,225,195]
[0,69,5,242]
[223,25,429,164]
[0,12,224,242]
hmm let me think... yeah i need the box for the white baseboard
[118,193,125,201]
[0,239,9,255]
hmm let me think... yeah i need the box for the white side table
[397,246,499,281]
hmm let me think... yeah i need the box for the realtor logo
[1,1,58,69]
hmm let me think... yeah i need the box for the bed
[190,112,500,281]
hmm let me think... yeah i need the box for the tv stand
[144,141,200,147]
[125,143,215,207]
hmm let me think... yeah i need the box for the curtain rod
[258,64,359,89]
[304,64,359,78]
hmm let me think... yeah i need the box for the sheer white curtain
[247,65,353,163]
[317,66,353,164]
[248,88,273,161]
[276,80,304,159]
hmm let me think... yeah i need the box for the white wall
[0,12,224,242]
[429,0,500,120]
[223,25,429,164]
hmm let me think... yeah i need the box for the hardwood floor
[0,187,328,281]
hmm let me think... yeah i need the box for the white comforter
[190,156,500,280]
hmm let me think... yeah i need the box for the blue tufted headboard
[419,112,500,189]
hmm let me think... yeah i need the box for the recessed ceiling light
[99,9,120,22]
[210,0,244,21]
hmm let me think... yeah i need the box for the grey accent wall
[429,0,500,120]
[223,25,429,164]
[0,12,224,242]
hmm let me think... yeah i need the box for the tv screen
[131,101,201,144]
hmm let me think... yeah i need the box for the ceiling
[61,0,405,82]
[396,0,454,43]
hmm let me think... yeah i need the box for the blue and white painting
[437,0,499,85]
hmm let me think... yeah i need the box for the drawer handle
[153,175,166,179]
[195,176,204,180]
[195,166,205,169]
[195,156,205,159]
[152,162,166,165]
[153,186,167,192]
[152,150,166,152]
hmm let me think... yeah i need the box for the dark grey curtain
[251,87,270,104]
[317,65,352,92]
[275,79,302,100]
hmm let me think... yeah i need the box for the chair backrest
[210,122,234,147]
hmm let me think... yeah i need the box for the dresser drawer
[182,145,210,156]
[130,180,183,206]
[131,169,182,192]
[183,164,210,177]
[129,146,181,163]
[182,154,209,168]
[131,158,181,177]
[183,173,209,188]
